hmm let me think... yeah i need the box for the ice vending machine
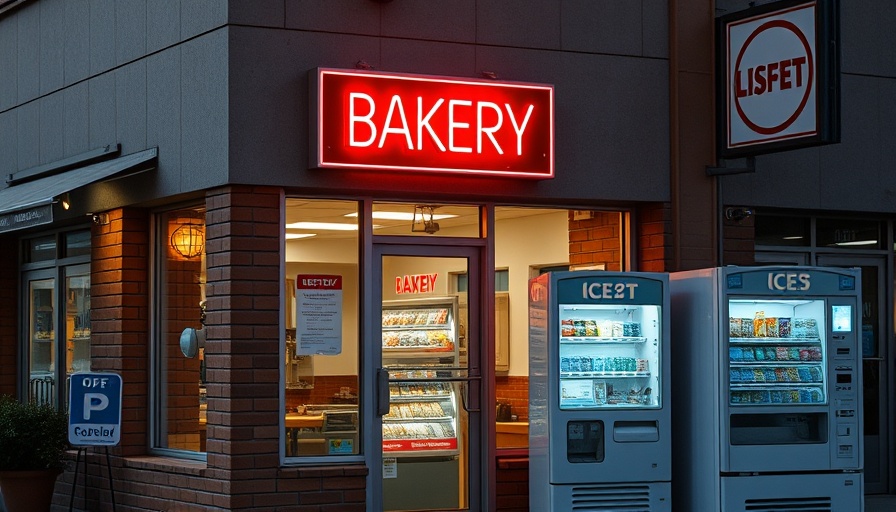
[670,266,863,512]
[529,271,671,511]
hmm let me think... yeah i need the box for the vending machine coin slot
[567,420,604,463]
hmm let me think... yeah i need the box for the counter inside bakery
[496,421,529,449]
[285,404,358,456]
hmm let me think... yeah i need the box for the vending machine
[670,266,863,512]
[529,271,671,511]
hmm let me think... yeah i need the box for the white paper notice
[383,457,398,479]
[296,274,343,355]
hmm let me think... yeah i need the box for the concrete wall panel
[39,0,64,94]
[63,81,89,157]
[64,0,90,85]
[477,0,561,50]
[115,0,146,66]
[181,30,229,191]
[89,0,115,75]
[16,5,40,103]
[146,0,181,54]
[115,61,147,153]
[88,72,116,149]
[284,0,380,35]
[39,92,64,164]
[0,15,16,110]
[382,0,476,43]
[147,48,183,196]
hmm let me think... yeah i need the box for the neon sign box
[311,68,554,178]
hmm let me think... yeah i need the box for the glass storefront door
[26,271,57,405]
[373,244,483,511]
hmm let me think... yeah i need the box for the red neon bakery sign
[312,68,554,178]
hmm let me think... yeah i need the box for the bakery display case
[381,297,460,457]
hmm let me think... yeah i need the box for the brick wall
[638,203,674,272]
[495,375,528,422]
[0,233,17,395]
[204,186,367,510]
[89,208,150,457]
[568,211,623,271]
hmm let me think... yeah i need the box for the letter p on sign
[83,393,109,420]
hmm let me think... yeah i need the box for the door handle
[376,368,390,416]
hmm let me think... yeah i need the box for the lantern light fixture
[171,214,205,259]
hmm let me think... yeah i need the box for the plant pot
[0,469,62,512]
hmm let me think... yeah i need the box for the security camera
[725,207,754,222]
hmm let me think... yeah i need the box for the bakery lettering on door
[396,273,438,295]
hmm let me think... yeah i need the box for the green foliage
[0,395,69,471]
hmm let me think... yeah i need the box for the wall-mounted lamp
[60,193,71,210]
[411,205,441,234]
[171,216,205,259]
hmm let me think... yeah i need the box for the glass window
[65,266,91,377]
[154,206,207,455]
[25,235,57,263]
[755,215,810,247]
[28,277,56,405]
[370,202,482,238]
[64,230,91,258]
[493,207,625,450]
[816,218,883,250]
[22,233,90,408]
[284,198,359,458]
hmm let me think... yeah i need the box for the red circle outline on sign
[733,19,814,136]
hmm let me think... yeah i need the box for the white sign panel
[725,2,817,150]
[296,274,343,355]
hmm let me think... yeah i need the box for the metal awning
[0,147,157,233]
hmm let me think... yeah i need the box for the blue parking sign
[68,372,122,446]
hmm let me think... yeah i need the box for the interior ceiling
[284,199,572,239]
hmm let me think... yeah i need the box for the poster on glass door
[296,274,343,355]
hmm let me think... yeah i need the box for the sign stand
[68,447,118,512]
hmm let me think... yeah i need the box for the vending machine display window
[557,304,661,410]
[728,299,827,406]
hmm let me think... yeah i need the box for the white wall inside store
[495,210,570,375]
[285,209,572,376]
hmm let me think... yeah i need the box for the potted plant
[0,394,69,512]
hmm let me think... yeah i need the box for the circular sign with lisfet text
[726,3,817,149]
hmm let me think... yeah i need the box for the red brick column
[91,208,150,456]
[637,203,674,272]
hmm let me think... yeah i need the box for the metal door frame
[364,237,490,511]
